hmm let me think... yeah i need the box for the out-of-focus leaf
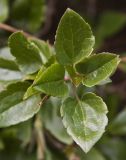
[0,47,15,60]
[0,47,23,85]
[61,93,108,153]
[105,94,120,121]
[75,53,120,87]
[55,8,95,65]
[41,97,73,145]
[98,137,126,160]
[15,120,32,146]
[75,147,106,160]
[45,148,67,160]
[12,0,45,32]
[108,108,126,135]
[0,0,9,22]
[95,11,126,48]
[8,32,42,74]
[0,82,41,127]
[0,58,19,71]
[0,139,4,150]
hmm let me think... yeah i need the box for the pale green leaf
[61,93,108,153]
[8,32,42,74]
[41,97,73,144]
[0,82,41,127]
[0,50,23,89]
[55,8,95,65]
[0,0,8,22]
[75,53,120,87]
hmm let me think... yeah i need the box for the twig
[0,23,34,38]
[39,95,49,107]
[121,56,126,62]
[34,115,45,160]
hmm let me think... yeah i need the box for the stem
[72,83,80,102]
[34,115,45,160]
[39,95,49,107]
[0,23,34,38]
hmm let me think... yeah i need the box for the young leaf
[75,53,120,87]
[0,82,41,127]
[61,93,108,153]
[33,63,68,97]
[0,0,9,22]
[55,8,95,65]
[8,32,42,74]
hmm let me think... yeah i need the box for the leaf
[31,39,55,64]
[0,49,23,90]
[75,147,106,160]
[75,53,120,87]
[98,137,126,160]
[12,0,45,32]
[41,97,73,144]
[33,63,68,97]
[61,93,108,153]
[55,8,95,65]
[0,82,41,127]
[95,11,126,48]
[97,78,112,86]
[0,47,15,60]
[108,108,126,135]
[8,32,42,74]
[0,57,19,71]
[0,0,9,22]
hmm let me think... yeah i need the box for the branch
[0,23,34,38]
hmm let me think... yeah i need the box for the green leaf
[97,78,112,86]
[0,57,19,71]
[0,50,23,83]
[61,93,108,153]
[55,8,95,65]
[0,82,41,127]
[33,63,68,97]
[31,39,55,64]
[98,137,126,160]
[75,147,106,160]
[95,11,126,48]
[41,97,73,144]
[108,108,126,135]
[8,32,42,74]
[75,53,120,87]
[12,0,45,32]
[0,0,9,22]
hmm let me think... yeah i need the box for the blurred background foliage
[0,0,126,160]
